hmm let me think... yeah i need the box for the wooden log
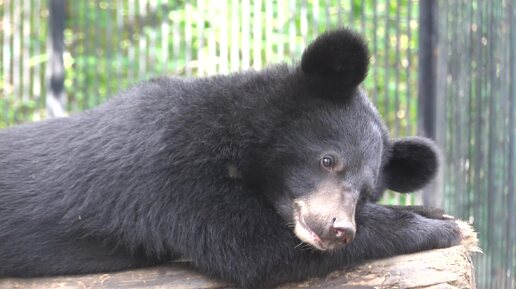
[0,221,480,289]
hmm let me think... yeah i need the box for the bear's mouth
[292,201,331,251]
[294,212,326,250]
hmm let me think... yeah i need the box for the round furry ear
[301,28,369,88]
[384,137,440,193]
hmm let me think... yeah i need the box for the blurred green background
[0,0,419,137]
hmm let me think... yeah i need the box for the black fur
[301,28,369,97]
[0,29,460,288]
[384,137,440,193]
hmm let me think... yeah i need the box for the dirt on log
[0,221,480,289]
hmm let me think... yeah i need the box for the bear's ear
[301,28,369,89]
[383,137,440,193]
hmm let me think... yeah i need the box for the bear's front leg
[172,196,462,289]
[383,205,454,220]
[344,202,463,261]
[167,193,328,289]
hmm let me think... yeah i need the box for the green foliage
[1,0,419,135]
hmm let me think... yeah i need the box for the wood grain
[0,244,476,289]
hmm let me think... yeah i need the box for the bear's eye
[320,155,335,171]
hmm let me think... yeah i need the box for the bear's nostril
[332,220,355,244]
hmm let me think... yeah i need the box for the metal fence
[435,1,516,288]
[0,0,419,138]
[0,0,515,288]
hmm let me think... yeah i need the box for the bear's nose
[332,219,355,245]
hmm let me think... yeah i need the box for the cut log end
[0,220,480,289]
[456,219,481,254]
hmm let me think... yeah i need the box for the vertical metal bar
[241,0,250,70]
[32,0,45,114]
[405,0,412,136]
[348,0,353,26]
[300,0,307,47]
[22,0,30,113]
[467,0,475,222]
[206,0,215,74]
[83,0,89,108]
[1,0,8,126]
[70,0,78,111]
[39,0,47,109]
[312,0,319,34]
[418,0,436,140]
[465,0,474,222]
[372,0,378,105]
[507,4,516,288]
[336,0,342,26]
[46,0,66,117]
[105,1,112,98]
[93,1,101,105]
[196,0,205,76]
[456,0,463,214]
[288,0,296,56]
[220,0,229,73]
[497,2,509,284]
[418,0,439,207]
[27,0,34,115]
[472,0,485,285]
[277,1,285,58]
[127,0,135,81]
[383,2,390,123]
[116,0,124,91]
[148,0,157,74]
[171,3,180,73]
[264,0,273,63]
[405,0,414,204]
[229,0,238,71]
[253,0,263,69]
[138,0,147,79]
[23,0,31,118]
[324,0,330,28]
[394,0,401,136]
[447,0,456,213]
[12,0,20,122]
[33,0,42,114]
[448,0,455,211]
[449,8,456,212]
[185,0,192,76]
[360,0,365,33]
[486,2,496,286]
[160,0,169,74]
[480,1,489,285]
[7,0,14,124]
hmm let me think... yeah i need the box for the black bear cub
[0,29,462,288]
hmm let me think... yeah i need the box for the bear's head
[253,29,439,251]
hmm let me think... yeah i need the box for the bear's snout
[293,194,357,251]
[332,219,356,245]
